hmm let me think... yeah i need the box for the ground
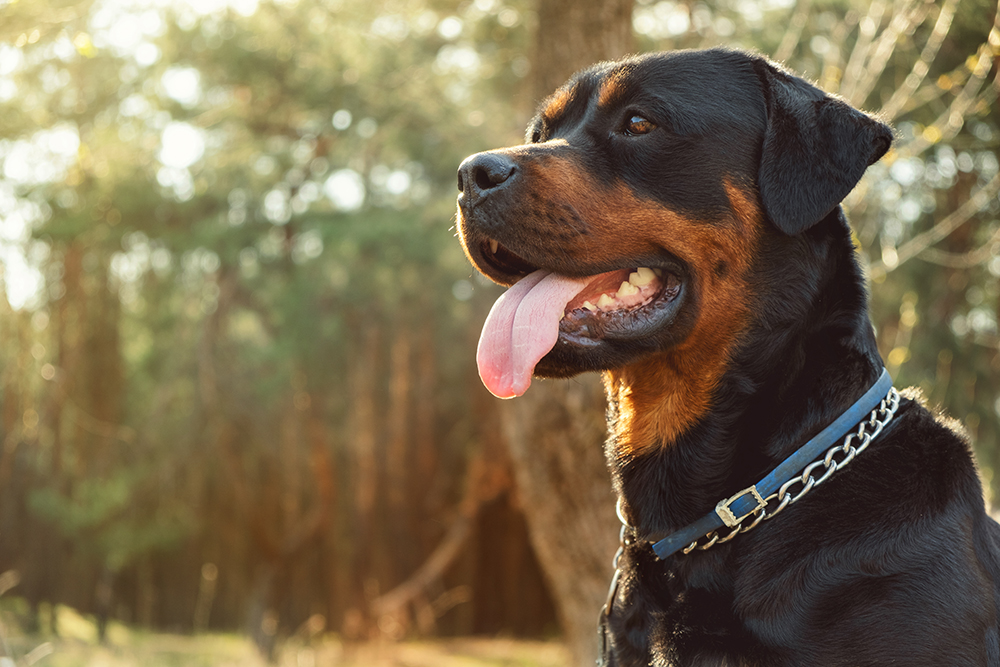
[0,602,569,667]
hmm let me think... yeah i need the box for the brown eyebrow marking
[542,84,577,123]
[597,64,635,110]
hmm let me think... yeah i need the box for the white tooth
[617,281,639,298]
[583,300,597,312]
[489,239,499,254]
[629,267,656,287]
[597,293,615,309]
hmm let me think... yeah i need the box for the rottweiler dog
[455,48,1000,666]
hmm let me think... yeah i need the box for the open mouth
[479,237,683,339]
[481,238,537,276]
[559,265,682,341]
[475,237,686,398]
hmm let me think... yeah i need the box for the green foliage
[0,0,541,635]
[29,473,191,572]
[0,0,997,641]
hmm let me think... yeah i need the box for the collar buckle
[715,485,766,528]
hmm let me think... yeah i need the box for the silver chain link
[680,386,901,555]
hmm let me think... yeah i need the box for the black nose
[457,152,517,207]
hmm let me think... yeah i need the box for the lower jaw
[558,309,674,342]
[535,299,687,377]
[534,336,659,377]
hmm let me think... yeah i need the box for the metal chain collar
[679,386,901,554]
[598,386,900,665]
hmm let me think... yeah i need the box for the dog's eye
[623,115,656,136]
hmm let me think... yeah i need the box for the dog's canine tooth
[629,267,656,287]
[489,239,499,254]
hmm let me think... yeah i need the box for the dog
[454,48,1000,666]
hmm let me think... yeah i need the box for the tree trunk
[531,0,635,105]
[500,376,619,667]
[348,322,381,629]
[495,3,635,664]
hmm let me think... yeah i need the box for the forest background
[0,0,998,665]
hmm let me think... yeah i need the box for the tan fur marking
[543,87,574,122]
[598,76,624,109]
[606,179,763,459]
[597,66,633,109]
[507,159,764,458]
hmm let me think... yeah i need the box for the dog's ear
[755,62,893,235]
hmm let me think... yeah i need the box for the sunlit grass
[15,632,262,667]
[1,602,569,667]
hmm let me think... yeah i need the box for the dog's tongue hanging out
[477,270,590,398]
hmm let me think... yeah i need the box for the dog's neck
[605,208,884,538]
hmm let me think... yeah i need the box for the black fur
[753,60,893,234]
[606,210,1000,665]
[456,49,1000,665]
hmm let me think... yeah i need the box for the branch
[869,170,1000,279]
[0,570,19,660]
[64,400,137,445]
[849,0,931,107]
[916,226,1000,268]
[368,509,475,620]
[818,14,855,92]
[773,0,813,64]
[277,404,336,557]
[368,445,513,624]
[893,72,957,118]
[898,0,1000,158]
[971,332,1000,349]
[880,0,960,121]
[840,0,887,103]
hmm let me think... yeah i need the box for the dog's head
[456,49,891,402]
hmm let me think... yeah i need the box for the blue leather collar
[649,368,894,560]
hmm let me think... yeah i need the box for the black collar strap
[649,368,896,560]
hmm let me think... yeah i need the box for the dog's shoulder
[883,387,985,496]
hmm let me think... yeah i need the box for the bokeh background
[0,0,997,665]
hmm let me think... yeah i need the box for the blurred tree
[495,2,635,666]
[0,0,555,656]
[531,0,634,101]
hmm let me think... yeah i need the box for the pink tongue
[476,269,590,398]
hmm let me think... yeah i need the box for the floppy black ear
[755,62,893,235]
